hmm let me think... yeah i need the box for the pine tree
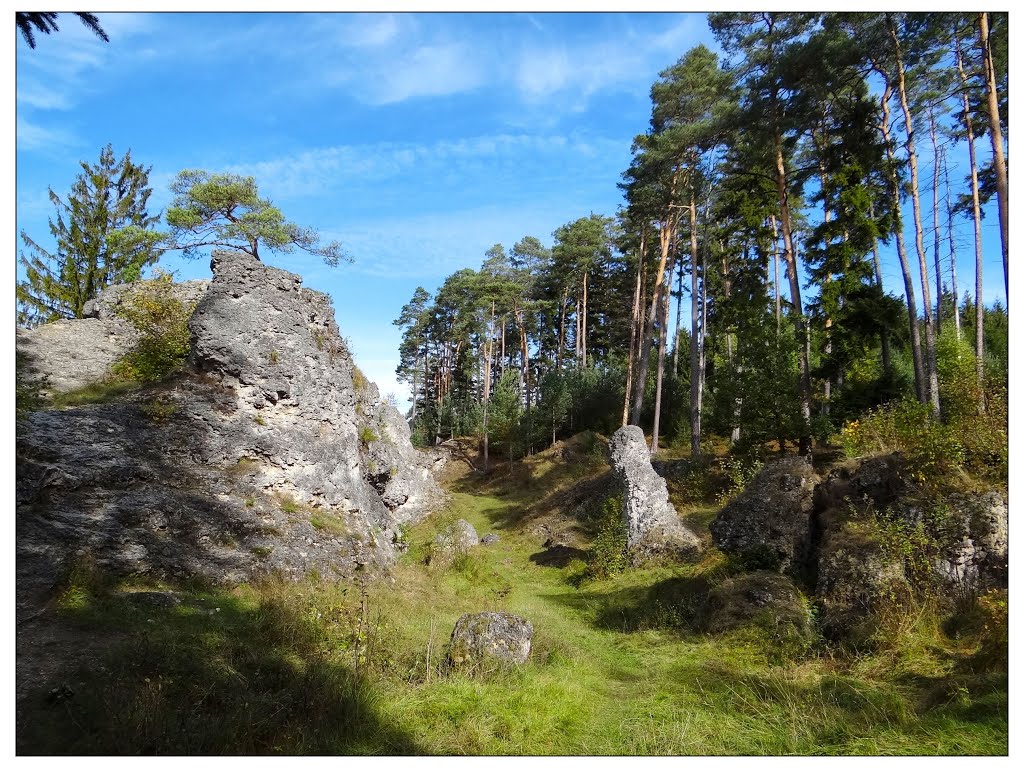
[18,145,163,327]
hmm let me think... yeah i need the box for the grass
[17,443,1008,756]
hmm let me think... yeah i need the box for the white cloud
[360,43,485,105]
[16,116,81,152]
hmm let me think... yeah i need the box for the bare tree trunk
[630,214,676,426]
[482,301,495,471]
[955,30,986,408]
[978,12,1008,299]
[773,134,812,455]
[651,278,670,455]
[688,193,702,456]
[941,147,962,340]
[581,270,589,367]
[889,13,941,420]
[879,76,926,403]
[928,108,944,335]
[556,288,567,372]
[771,214,782,334]
[623,242,645,427]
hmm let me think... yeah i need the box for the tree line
[395,11,1008,468]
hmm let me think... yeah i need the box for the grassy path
[18,466,1008,755]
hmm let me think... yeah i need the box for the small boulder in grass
[480,533,500,545]
[447,611,533,671]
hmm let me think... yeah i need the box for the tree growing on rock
[17,144,163,327]
[165,170,346,265]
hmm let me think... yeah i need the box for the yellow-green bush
[111,272,197,383]
[838,328,1006,484]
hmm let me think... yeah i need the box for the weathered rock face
[815,523,908,642]
[710,455,819,574]
[16,279,210,395]
[711,454,1008,646]
[83,279,210,319]
[608,426,701,564]
[919,491,1008,590]
[16,251,441,610]
[447,612,533,670]
[356,379,445,526]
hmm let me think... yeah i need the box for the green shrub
[838,399,965,484]
[110,272,196,383]
[583,496,627,581]
[360,426,378,444]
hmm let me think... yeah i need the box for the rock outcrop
[705,570,813,641]
[356,379,444,526]
[710,455,819,574]
[16,251,442,610]
[709,454,1008,646]
[447,612,533,670]
[16,280,210,395]
[608,426,701,564]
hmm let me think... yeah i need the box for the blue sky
[14,9,1007,405]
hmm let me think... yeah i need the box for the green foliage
[140,396,179,423]
[582,496,628,581]
[17,144,163,327]
[351,366,369,394]
[839,326,1007,484]
[109,272,196,383]
[165,170,346,265]
[716,455,763,505]
[359,426,379,445]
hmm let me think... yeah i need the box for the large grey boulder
[710,456,819,573]
[608,426,701,564]
[431,519,479,564]
[447,612,533,670]
[17,279,210,396]
[815,522,908,644]
[16,251,442,612]
[921,491,1007,590]
[83,279,209,319]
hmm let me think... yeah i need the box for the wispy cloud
[16,116,82,152]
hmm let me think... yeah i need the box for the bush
[582,496,627,581]
[110,272,196,382]
[838,398,965,484]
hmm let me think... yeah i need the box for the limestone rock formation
[710,455,819,573]
[356,379,444,526]
[16,250,442,611]
[608,426,701,564]
[918,491,1008,590]
[16,279,210,395]
[447,611,533,670]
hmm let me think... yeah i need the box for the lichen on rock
[608,425,701,565]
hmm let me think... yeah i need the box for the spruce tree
[17,145,163,327]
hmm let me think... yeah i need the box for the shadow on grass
[16,587,424,756]
[540,572,719,635]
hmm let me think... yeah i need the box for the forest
[15,11,1009,756]
[393,11,1008,480]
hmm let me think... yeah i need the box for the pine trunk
[879,78,927,403]
[688,193,702,457]
[978,12,1008,299]
[955,31,986,407]
[630,215,675,426]
[651,278,670,455]
[773,135,812,455]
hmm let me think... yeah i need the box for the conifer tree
[17,145,163,327]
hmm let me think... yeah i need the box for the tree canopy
[17,145,163,327]
[165,170,346,266]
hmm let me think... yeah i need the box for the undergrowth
[18,444,1007,756]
